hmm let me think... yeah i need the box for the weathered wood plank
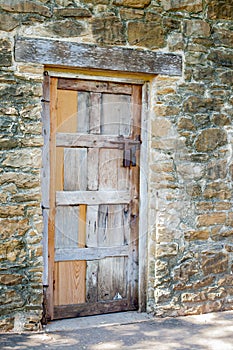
[58,79,132,95]
[64,148,87,191]
[101,94,131,136]
[54,299,136,319]
[47,77,58,320]
[56,133,140,148]
[55,246,129,261]
[98,257,127,301]
[56,190,130,205]
[77,92,90,133]
[54,261,86,306]
[15,37,182,76]
[41,75,50,209]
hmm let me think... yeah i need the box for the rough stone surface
[128,21,165,49]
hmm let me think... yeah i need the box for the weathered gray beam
[15,37,182,76]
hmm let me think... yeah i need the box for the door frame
[41,69,150,319]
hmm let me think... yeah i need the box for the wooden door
[47,77,142,320]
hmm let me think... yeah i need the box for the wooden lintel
[15,37,182,76]
[55,246,129,261]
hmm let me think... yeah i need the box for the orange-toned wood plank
[57,89,77,132]
[54,261,86,305]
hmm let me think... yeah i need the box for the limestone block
[54,7,92,17]
[154,105,179,116]
[0,13,20,31]
[0,172,39,188]
[206,160,227,180]
[192,276,215,289]
[212,28,233,48]
[119,8,144,19]
[0,0,51,17]
[212,113,231,127]
[177,163,204,180]
[0,218,29,240]
[0,317,14,332]
[151,118,173,137]
[160,0,202,12]
[207,0,233,20]
[184,230,209,241]
[0,39,12,67]
[39,20,87,37]
[201,252,228,275]
[92,16,125,44]
[203,182,231,200]
[113,0,151,8]
[197,212,226,227]
[0,205,25,218]
[195,128,227,152]
[184,20,210,37]
[3,149,41,169]
[208,49,233,68]
[156,242,178,257]
[0,274,23,286]
[128,22,165,49]
[173,259,198,281]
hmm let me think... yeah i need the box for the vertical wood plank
[128,85,142,308]
[47,77,58,320]
[57,89,77,132]
[77,91,89,133]
[101,94,131,135]
[98,257,127,301]
[87,148,99,191]
[41,75,50,209]
[90,92,101,134]
[64,148,87,191]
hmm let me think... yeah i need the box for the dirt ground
[1,310,233,350]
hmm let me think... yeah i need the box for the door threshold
[44,311,152,332]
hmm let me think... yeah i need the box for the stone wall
[0,0,232,331]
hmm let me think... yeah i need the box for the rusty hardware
[110,135,141,168]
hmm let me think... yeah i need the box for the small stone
[0,0,51,17]
[184,20,210,37]
[160,0,202,12]
[0,39,12,67]
[92,16,125,44]
[195,128,227,152]
[208,49,233,68]
[0,13,20,31]
[206,160,227,180]
[156,243,178,257]
[0,317,14,332]
[212,113,231,126]
[197,212,226,226]
[45,20,87,37]
[154,105,179,116]
[113,0,151,8]
[151,118,173,137]
[184,230,209,241]
[128,22,165,49]
[119,8,144,19]
[0,274,23,286]
[0,205,25,218]
[207,0,233,20]
[3,149,41,169]
[177,117,195,131]
[202,252,228,275]
[54,7,92,17]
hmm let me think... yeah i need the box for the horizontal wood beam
[56,190,130,205]
[15,37,182,76]
[55,246,129,261]
[56,133,140,148]
[54,299,137,319]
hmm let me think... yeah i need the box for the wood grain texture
[15,37,182,76]
[56,133,141,148]
[56,190,130,205]
[55,246,129,261]
[54,299,136,319]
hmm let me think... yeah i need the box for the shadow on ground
[1,311,233,350]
